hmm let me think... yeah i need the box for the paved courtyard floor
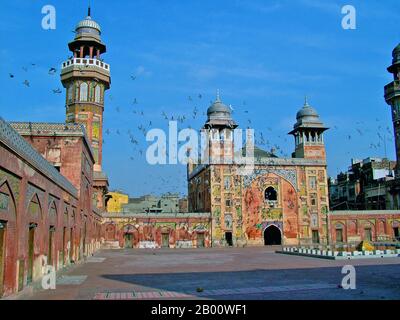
[20,247,400,300]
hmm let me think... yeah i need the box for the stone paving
[17,247,400,300]
[93,283,338,300]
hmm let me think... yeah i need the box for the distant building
[329,158,396,210]
[103,212,211,249]
[179,197,189,213]
[106,191,129,213]
[121,193,181,214]
[103,193,208,249]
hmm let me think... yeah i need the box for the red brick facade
[329,211,400,244]
[0,119,102,298]
[102,214,211,249]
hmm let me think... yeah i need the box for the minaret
[202,91,238,164]
[384,44,400,176]
[289,98,328,159]
[61,8,110,210]
[60,7,110,173]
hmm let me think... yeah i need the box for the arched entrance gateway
[264,225,282,245]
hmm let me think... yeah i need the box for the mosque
[0,8,399,299]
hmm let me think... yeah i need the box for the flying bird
[48,67,57,75]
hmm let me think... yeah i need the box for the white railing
[61,58,110,72]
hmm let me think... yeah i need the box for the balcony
[61,58,110,73]
[384,80,400,101]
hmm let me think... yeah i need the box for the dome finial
[304,95,310,107]
[87,0,91,17]
[216,89,221,102]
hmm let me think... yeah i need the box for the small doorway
[264,225,282,245]
[364,228,372,241]
[124,233,133,248]
[197,233,205,248]
[312,230,320,244]
[225,232,233,246]
[48,227,55,266]
[336,228,343,243]
[0,221,6,297]
[69,228,74,263]
[393,227,399,240]
[62,227,66,266]
[27,225,35,284]
[161,233,170,248]
[18,260,24,292]
[83,221,87,257]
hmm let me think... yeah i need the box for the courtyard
[16,247,400,300]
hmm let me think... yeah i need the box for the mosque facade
[188,96,330,247]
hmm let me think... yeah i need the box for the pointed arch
[48,199,58,227]
[28,193,42,223]
[0,179,17,220]
[48,200,57,216]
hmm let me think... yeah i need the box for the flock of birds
[9,64,58,89]
[5,62,395,194]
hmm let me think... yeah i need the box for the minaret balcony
[384,80,400,102]
[61,58,110,73]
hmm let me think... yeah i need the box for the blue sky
[1,0,400,197]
